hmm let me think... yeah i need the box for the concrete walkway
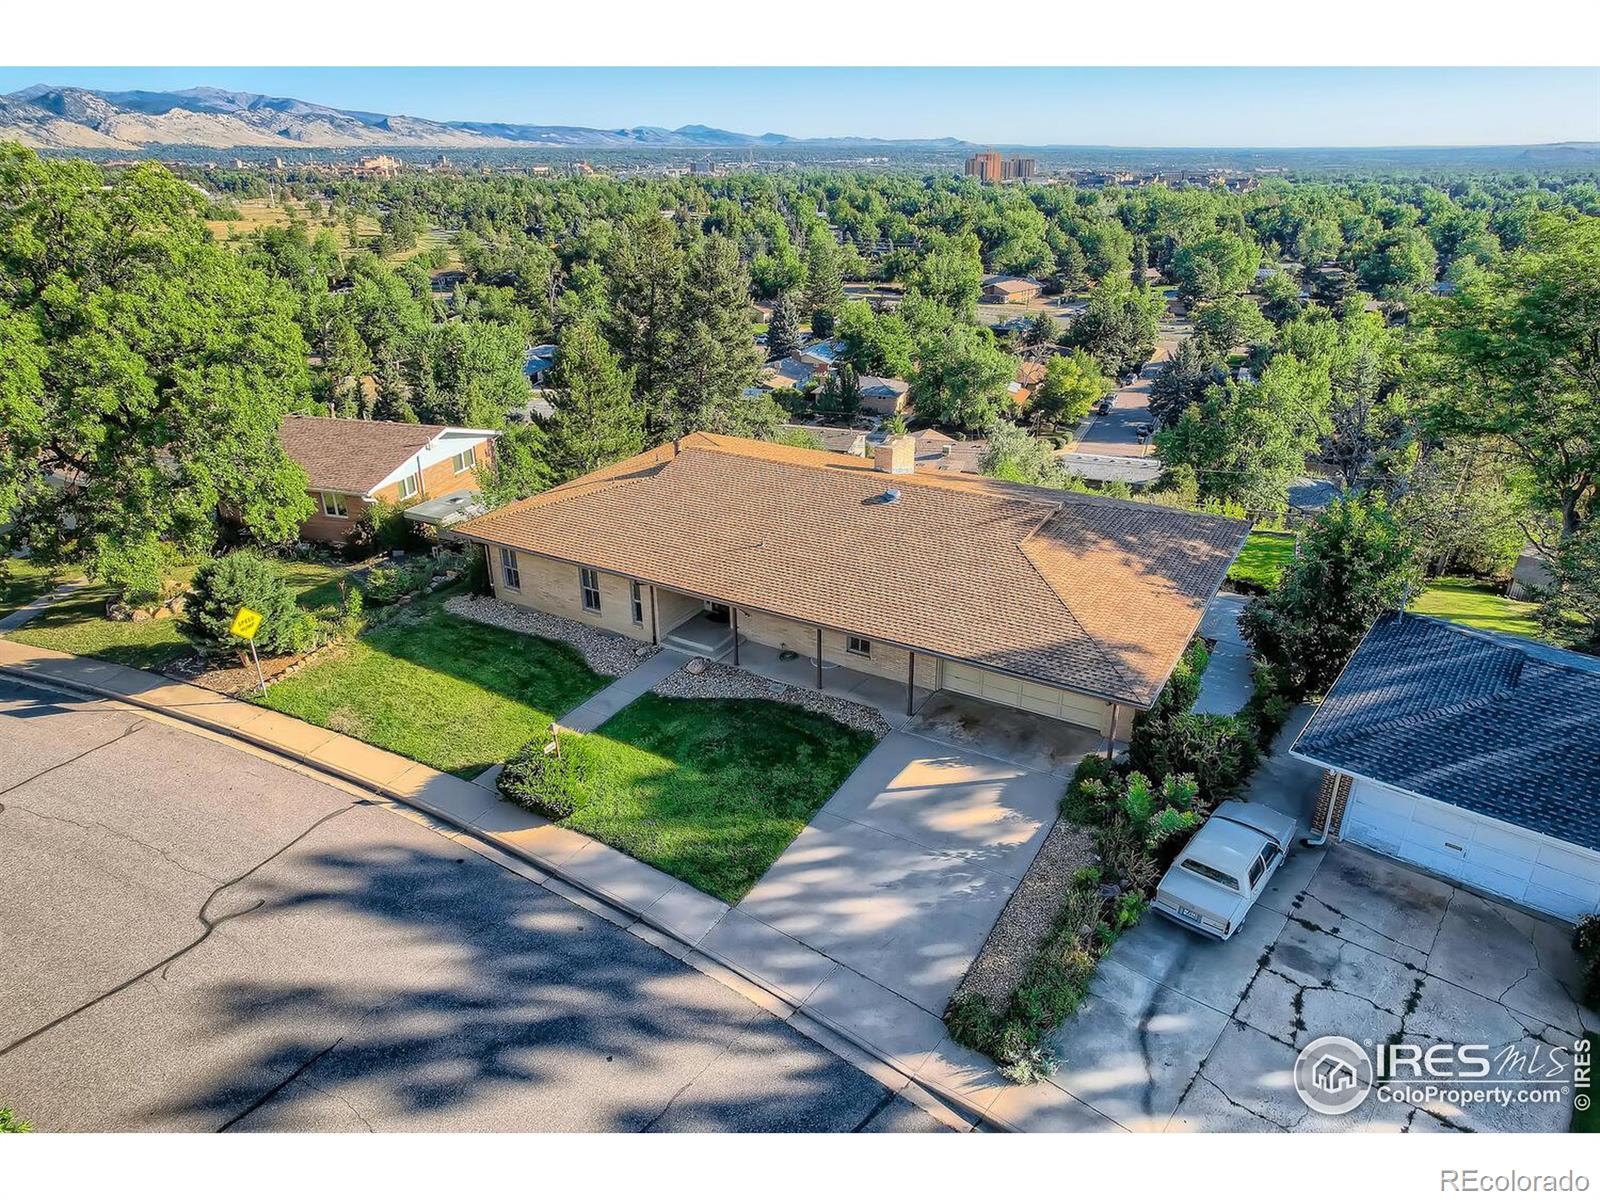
[0,637,1011,1130]
[1193,591,1253,716]
[0,580,84,633]
[557,649,689,733]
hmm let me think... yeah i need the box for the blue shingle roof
[1292,613,1600,852]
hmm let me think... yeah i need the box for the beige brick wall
[736,610,939,690]
[653,587,702,637]
[492,550,649,642]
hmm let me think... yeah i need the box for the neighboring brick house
[981,275,1043,304]
[279,415,500,544]
[454,431,1246,737]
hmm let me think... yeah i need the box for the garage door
[1343,779,1600,921]
[941,661,1106,732]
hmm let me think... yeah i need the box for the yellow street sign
[230,606,264,640]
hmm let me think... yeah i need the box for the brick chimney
[872,435,915,475]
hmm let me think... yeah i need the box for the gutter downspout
[1302,780,1339,848]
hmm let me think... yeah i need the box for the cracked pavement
[0,676,949,1132]
[987,705,1596,1134]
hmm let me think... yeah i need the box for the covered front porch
[654,599,935,725]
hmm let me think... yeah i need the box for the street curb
[0,661,1007,1134]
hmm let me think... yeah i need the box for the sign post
[231,607,267,697]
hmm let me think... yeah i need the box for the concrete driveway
[992,714,1596,1133]
[702,695,1096,1084]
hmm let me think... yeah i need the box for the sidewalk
[0,580,85,633]
[0,637,1020,1131]
[1193,592,1253,716]
[558,648,688,732]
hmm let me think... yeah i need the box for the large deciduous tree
[0,147,313,598]
[1422,213,1600,545]
[1240,495,1420,699]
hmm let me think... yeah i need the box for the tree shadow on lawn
[153,823,889,1133]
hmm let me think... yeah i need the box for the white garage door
[941,661,1106,732]
[1343,779,1600,921]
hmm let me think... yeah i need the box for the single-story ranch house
[1293,613,1600,921]
[454,432,1247,739]
[279,415,500,544]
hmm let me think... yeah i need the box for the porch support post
[815,628,823,689]
[1105,703,1120,756]
[731,608,740,666]
[649,585,658,645]
[906,651,916,716]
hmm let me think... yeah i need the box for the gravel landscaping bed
[949,815,1098,1008]
[444,594,656,677]
[652,659,891,738]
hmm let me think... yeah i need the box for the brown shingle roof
[455,433,1247,707]
[280,415,448,495]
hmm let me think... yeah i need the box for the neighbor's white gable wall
[367,430,499,497]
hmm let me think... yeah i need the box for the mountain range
[0,85,974,152]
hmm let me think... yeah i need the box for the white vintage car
[1152,801,1298,940]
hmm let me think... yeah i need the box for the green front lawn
[6,559,359,672]
[9,579,193,670]
[1228,529,1296,591]
[261,591,609,779]
[0,558,64,618]
[1411,577,1542,639]
[558,694,877,903]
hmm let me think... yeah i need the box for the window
[580,567,601,613]
[499,547,520,590]
[320,491,347,518]
[846,635,871,657]
[630,580,644,626]
[1248,843,1280,890]
[396,472,420,501]
[1180,859,1240,892]
[451,445,477,474]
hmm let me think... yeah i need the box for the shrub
[362,558,436,605]
[498,730,597,821]
[179,551,315,656]
[1060,753,1118,825]
[0,1107,30,1133]
[1140,712,1260,801]
[1243,660,1295,750]
[93,535,182,608]
[349,499,427,556]
[465,545,492,595]
[1576,915,1600,1007]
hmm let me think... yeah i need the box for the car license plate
[1178,906,1202,923]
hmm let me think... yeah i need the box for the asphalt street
[0,676,947,1132]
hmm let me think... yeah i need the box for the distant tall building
[965,150,1003,181]
[965,151,1037,183]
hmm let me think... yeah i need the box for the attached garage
[1293,612,1600,924]
[1342,779,1600,922]
[941,660,1110,733]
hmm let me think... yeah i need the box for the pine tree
[544,319,643,481]
[604,213,684,439]
[665,238,771,439]
[767,292,802,361]
[803,235,845,330]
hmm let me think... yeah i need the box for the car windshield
[1180,858,1240,892]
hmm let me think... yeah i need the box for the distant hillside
[0,84,975,152]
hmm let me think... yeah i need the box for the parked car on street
[1095,397,1114,415]
[1152,801,1297,940]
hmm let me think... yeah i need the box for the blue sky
[3,67,1596,146]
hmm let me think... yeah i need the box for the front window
[1180,858,1240,892]
[451,446,477,474]
[320,491,347,518]
[846,635,871,657]
[1248,843,1281,890]
[396,472,420,501]
[499,547,520,590]
[580,567,601,613]
[630,581,644,626]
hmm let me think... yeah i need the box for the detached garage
[1293,613,1600,922]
